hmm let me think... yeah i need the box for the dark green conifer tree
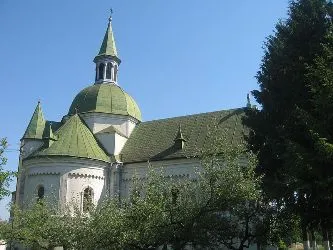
[244,0,333,243]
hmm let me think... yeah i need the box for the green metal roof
[23,101,46,140]
[43,123,57,140]
[43,123,58,147]
[120,108,247,163]
[32,114,110,162]
[68,83,142,121]
[44,121,62,136]
[94,19,119,62]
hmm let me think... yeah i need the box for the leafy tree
[82,142,267,250]
[244,0,333,242]
[1,202,87,250]
[2,141,269,250]
[0,138,14,200]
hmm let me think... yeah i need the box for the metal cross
[109,8,113,22]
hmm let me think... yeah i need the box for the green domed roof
[68,84,141,121]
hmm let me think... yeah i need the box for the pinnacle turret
[94,13,121,84]
[43,123,57,147]
[174,124,187,149]
[22,101,46,140]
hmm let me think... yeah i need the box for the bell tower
[93,12,121,84]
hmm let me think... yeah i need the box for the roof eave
[93,55,121,64]
[24,154,111,163]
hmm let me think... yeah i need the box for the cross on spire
[109,8,113,22]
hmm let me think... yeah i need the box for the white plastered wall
[119,158,201,198]
[24,173,60,206]
[17,139,45,206]
[114,133,127,155]
[21,139,44,159]
[96,133,115,155]
[80,113,138,137]
[95,133,128,156]
[22,157,109,211]
[81,113,138,155]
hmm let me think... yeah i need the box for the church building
[15,16,246,212]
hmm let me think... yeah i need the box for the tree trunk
[311,230,317,250]
[303,228,310,250]
[173,241,182,250]
[322,226,330,250]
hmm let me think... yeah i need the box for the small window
[98,63,105,80]
[83,187,93,213]
[106,63,112,79]
[114,65,118,82]
[95,65,98,81]
[37,186,44,201]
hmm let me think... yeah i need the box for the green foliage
[244,0,333,238]
[0,138,14,200]
[278,239,287,250]
[1,142,267,250]
[80,142,265,250]
[1,202,87,249]
[269,209,302,246]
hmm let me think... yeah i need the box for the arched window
[98,63,105,80]
[83,187,93,213]
[37,185,44,201]
[106,63,112,79]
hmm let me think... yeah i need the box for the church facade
[15,17,246,212]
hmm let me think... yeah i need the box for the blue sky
[0,1,289,219]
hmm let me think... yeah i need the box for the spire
[94,12,120,63]
[94,11,121,85]
[174,124,187,149]
[22,101,46,140]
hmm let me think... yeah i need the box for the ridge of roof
[141,108,245,125]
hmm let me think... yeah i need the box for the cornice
[122,173,190,182]
[23,156,109,168]
[28,171,60,176]
[68,172,104,180]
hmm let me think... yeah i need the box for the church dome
[68,83,142,121]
